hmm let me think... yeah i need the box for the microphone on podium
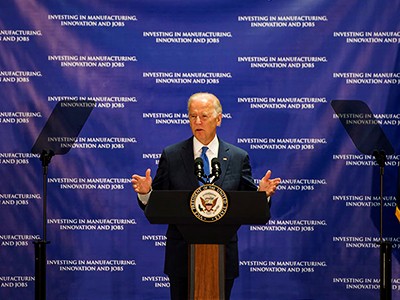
[211,158,221,182]
[195,157,221,184]
[194,157,205,180]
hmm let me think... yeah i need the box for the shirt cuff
[138,190,152,205]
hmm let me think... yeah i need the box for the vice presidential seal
[190,184,228,223]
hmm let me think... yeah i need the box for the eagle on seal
[200,196,217,212]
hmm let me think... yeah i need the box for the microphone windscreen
[194,157,204,178]
[211,158,221,177]
[194,157,204,166]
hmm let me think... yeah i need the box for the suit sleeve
[152,149,170,190]
[239,153,258,191]
[136,149,170,211]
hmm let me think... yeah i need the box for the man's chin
[194,131,204,137]
[194,133,206,142]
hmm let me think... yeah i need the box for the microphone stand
[373,150,392,300]
[194,158,221,185]
[34,149,54,300]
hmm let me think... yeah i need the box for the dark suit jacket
[142,136,259,279]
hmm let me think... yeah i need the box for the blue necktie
[201,146,210,184]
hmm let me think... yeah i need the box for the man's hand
[131,168,152,194]
[258,170,281,197]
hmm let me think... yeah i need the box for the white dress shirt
[193,135,219,164]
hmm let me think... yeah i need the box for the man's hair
[187,92,223,116]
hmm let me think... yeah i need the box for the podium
[145,189,270,299]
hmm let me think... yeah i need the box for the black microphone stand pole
[373,150,392,300]
[34,149,54,300]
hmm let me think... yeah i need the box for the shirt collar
[193,135,219,158]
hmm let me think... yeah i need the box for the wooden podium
[145,190,270,300]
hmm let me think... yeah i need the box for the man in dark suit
[132,92,281,299]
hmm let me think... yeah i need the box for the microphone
[194,157,204,179]
[211,158,221,181]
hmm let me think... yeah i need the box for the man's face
[188,96,222,145]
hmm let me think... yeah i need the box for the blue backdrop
[1,1,399,299]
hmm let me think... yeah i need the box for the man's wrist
[138,188,152,205]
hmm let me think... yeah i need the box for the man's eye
[189,115,208,120]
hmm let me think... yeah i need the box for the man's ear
[217,113,222,127]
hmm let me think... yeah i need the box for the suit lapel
[180,137,199,188]
[216,139,231,186]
